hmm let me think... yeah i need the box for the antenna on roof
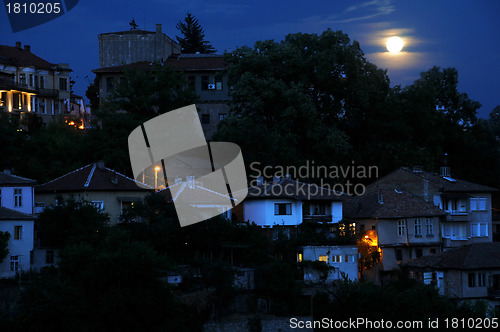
[129,18,139,30]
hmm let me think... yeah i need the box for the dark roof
[380,168,497,193]
[157,181,235,205]
[0,44,55,70]
[0,206,34,220]
[0,172,36,186]
[99,29,156,36]
[246,178,345,201]
[92,55,226,74]
[36,163,153,193]
[344,189,446,219]
[403,243,500,270]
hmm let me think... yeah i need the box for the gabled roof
[92,55,226,74]
[0,206,34,220]
[0,172,36,186]
[403,243,500,270]
[378,167,497,193]
[246,178,345,201]
[157,181,234,205]
[0,44,55,70]
[36,163,153,193]
[344,189,446,219]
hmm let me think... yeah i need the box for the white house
[242,178,344,228]
[0,170,36,215]
[299,245,359,283]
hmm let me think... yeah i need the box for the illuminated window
[397,220,406,236]
[14,226,22,240]
[0,92,6,107]
[414,219,422,236]
[274,203,292,215]
[14,188,22,207]
[319,255,328,262]
[13,93,22,109]
[297,253,303,262]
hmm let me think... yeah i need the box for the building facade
[0,42,72,127]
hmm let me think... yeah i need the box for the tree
[85,76,100,111]
[0,231,10,263]
[214,29,389,177]
[176,13,216,54]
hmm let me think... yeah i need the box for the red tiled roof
[0,44,55,70]
[36,163,153,193]
[403,243,500,270]
[344,189,446,219]
[0,206,34,220]
[0,172,36,186]
[92,55,227,74]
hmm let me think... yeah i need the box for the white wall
[331,201,343,222]
[0,219,34,278]
[302,245,358,282]
[0,185,34,215]
[244,199,302,227]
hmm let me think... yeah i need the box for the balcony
[0,78,36,93]
[444,211,471,222]
[37,88,58,97]
[302,215,333,223]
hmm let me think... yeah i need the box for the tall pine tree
[176,13,216,54]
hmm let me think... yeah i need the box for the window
[0,189,2,206]
[396,249,403,261]
[332,255,341,263]
[29,74,34,86]
[274,203,292,215]
[0,92,5,107]
[13,93,22,109]
[34,75,39,88]
[414,219,422,236]
[478,273,486,287]
[426,218,434,236]
[10,256,19,272]
[201,76,209,91]
[471,223,488,237]
[470,197,487,211]
[14,188,22,207]
[201,114,210,124]
[19,73,26,85]
[39,98,46,114]
[40,76,45,89]
[219,113,227,121]
[105,78,114,92]
[54,100,60,114]
[187,76,196,89]
[398,220,406,236]
[46,250,54,264]
[319,255,328,262]
[468,272,476,287]
[416,248,423,257]
[59,77,68,91]
[91,201,104,211]
[215,77,223,90]
[297,253,303,262]
[14,226,22,240]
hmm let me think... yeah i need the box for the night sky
[1,0,499,118]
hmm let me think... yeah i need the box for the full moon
[386,36,404,53]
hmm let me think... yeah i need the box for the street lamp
[154,166,161,189]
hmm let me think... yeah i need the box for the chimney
[15,41,21,48]
[96,160,105,170]
[24,45,31,53]
[156,24,162,33]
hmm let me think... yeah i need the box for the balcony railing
[302,215,333,222]
[37,88,58,97]
[0,79,37,93]
[444,211,471,222]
